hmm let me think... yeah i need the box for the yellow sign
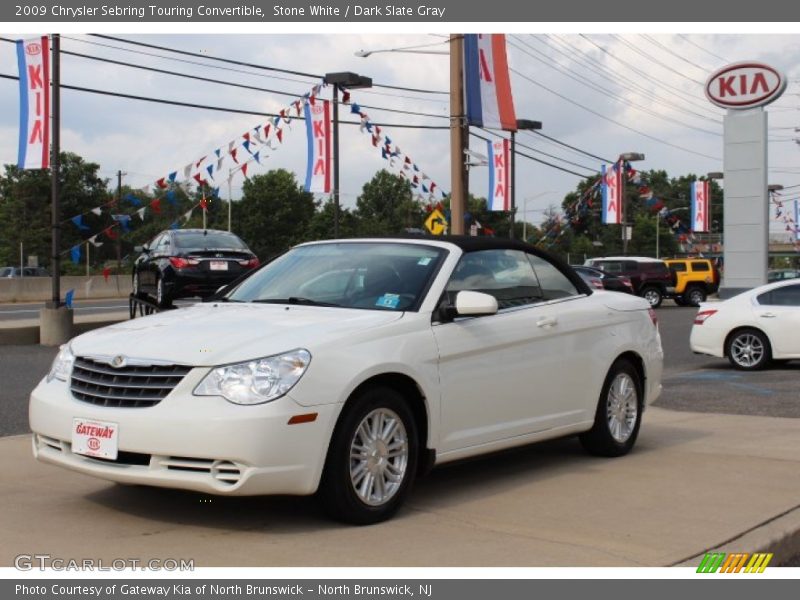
[424,209,447,235]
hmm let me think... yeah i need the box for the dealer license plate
[209,261,228,271]
[72,418,118,460]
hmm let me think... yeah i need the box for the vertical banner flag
[464,34,517,131]
[487,139,511,211]
[16,36,50,169]
[601,163,622,225]
[303,99,331,193]
[691,180,710,232]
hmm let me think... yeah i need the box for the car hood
[70,303,404,366]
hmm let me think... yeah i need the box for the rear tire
[641,286,663,308]
[155,276,171,308]
[726,328,771,371]
[318,386,418,525]
[580,358,643,457]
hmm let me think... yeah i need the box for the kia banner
[303,99,331,193]
[601,163,622,225]
[487,139,510,211]
[691,180,710,233]
[16,36,50,170]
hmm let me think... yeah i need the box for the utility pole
[40,33,73,345]
[332,85,340,237]
[116,170,123,277]
[449,33,466,235]
[227,168,233,232]
[49,34,61,308]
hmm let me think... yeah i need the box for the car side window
[670,262,687,272]
[691,262,710,272]
[757,285,800,306]
[156,235,171,253]
[446,249,544,309]
[527,254,579,300]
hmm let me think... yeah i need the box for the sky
[0,32,799,237]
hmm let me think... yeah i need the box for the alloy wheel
[606,372,638,443]
[730,333,765,368]
[349,408,409,506]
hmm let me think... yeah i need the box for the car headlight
[47,344,74,383]
[193,349,311,405]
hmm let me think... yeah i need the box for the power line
[611,34,706,86]
[476,126,597,171]
[640,34,713,73]
[90,34,449,96]
[59,35,450,106]
[577,34,719,116]
[535,34,722,123]
[0,72,449,130]
[676,34,728,64]
[471,130,594,178]
[509,67,722,161]
[508,37,723,136]
[527,130,612,163]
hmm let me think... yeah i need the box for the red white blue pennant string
[340,88,448,206]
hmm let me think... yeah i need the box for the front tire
[580,358,643,457]
[319,386,418,525]
[641,286,663,308]
[726,328,771,370]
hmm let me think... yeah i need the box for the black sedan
[132,229,259,307]
[572,265,634,294]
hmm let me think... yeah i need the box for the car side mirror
[454,291,498,317]
[134,245,147,253]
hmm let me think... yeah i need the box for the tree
[234,169,315,260]
[354,170,424,235]
[0,153,109,272]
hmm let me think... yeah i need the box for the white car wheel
[319,386,418,525]
[580,358,643,457]
[727,329,770,370]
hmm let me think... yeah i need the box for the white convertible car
[30,237,663,524]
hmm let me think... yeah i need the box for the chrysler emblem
[111,355,126,368]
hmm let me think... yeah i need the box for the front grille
[70,357,191,408]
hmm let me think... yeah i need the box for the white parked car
[30,237,663,524]
[690,279,800,370]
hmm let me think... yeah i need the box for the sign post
[705,62,786,297]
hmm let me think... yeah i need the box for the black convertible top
[373,234,592,296]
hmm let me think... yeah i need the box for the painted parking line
[667,370,775,396]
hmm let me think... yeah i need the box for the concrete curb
[0,312,128,345]
[674,505,800,567]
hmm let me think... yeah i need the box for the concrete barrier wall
[0,276,131,303]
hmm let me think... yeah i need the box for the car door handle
[536,316,558,328]
[759,312,777,318]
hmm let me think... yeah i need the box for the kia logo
[111,355,126,368]
[26,42,41,56]
[312,104,324,115]
[705,62,786,110]
[87,438,100,451]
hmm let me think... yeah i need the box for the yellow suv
[664,258,720,306]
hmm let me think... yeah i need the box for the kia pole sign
[709,61,785,297]
[705,62,787,109]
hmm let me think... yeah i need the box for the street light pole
[509,119,542,239]
[324,72,372,238]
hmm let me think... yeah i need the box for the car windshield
[173,232,248,250]
[226,242,446,311]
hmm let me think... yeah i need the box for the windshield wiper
[250,297,341,307]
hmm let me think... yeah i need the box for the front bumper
[29,369,340,496]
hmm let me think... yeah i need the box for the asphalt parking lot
[0,303,798,567]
